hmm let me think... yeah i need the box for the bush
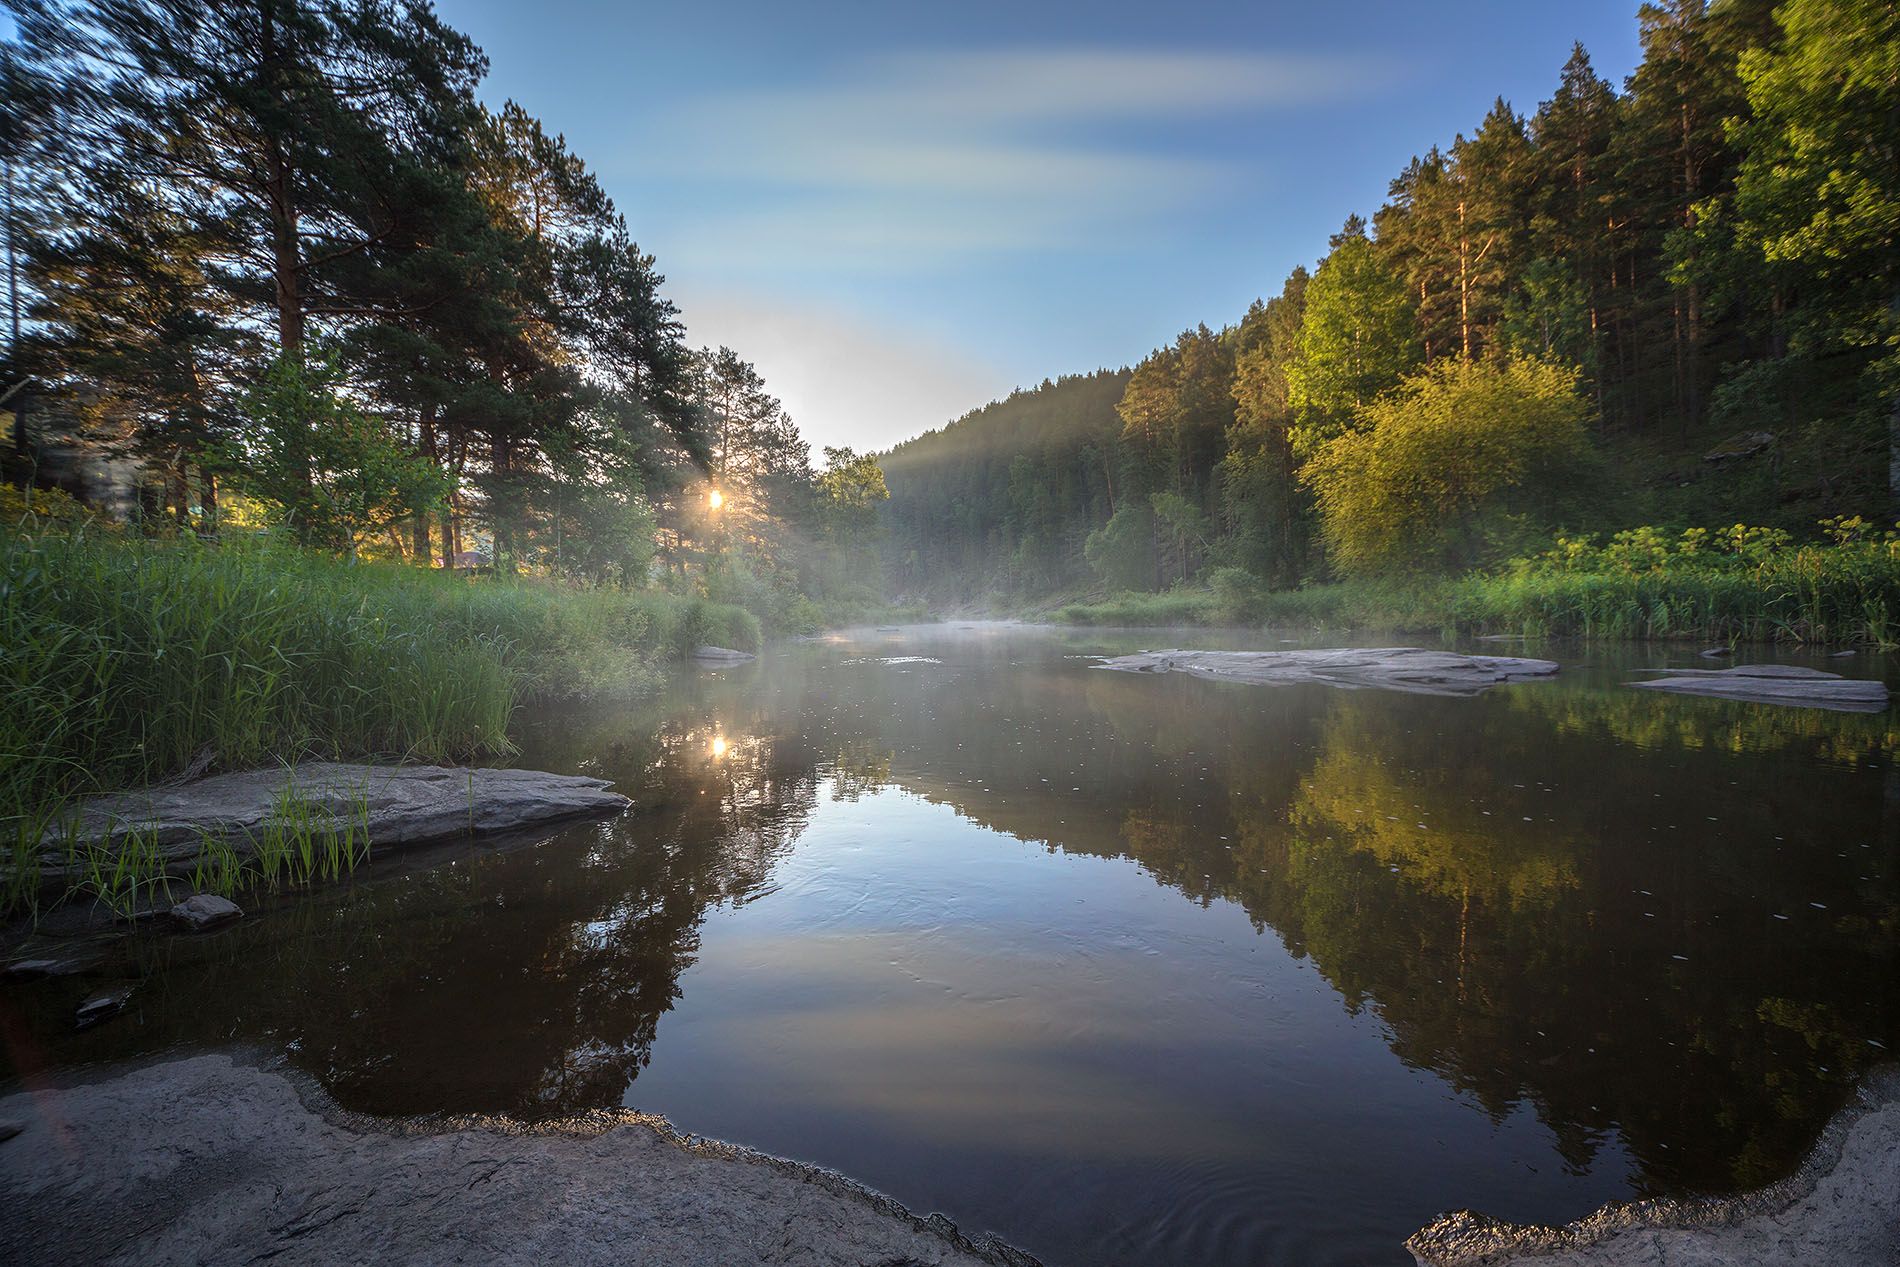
[1303,356,1604,576]
[1205,566,1266,623]
[1084,505,1156,591]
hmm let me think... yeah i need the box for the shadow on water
[3,625,1897,1266]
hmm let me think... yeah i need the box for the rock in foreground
[41,763,630,882]
[1097,648,1559,697]
[0,1054,1029,1267]
[1629,664,1888,712]
[1408,1069,1900,1266]
[168,893,243,932]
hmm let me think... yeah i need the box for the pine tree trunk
[414,408,437,564]
[199,465,219,533]
[1888,290,1900,518]
[168,453,189,525]
[1457,198,1473,360]
[257,0,313,529]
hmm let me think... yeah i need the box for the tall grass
[1057,522,1900,646]
[1,525,758,916]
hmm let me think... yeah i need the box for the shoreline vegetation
[0,514,767,920]
[1050,519,1900,647]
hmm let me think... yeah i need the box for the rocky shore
[0,1053,1035,1267]
[1409,1068,1900,1266]
[3,1052,1894,1263]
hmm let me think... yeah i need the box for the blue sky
[457,3,1642,451]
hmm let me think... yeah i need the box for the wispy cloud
[644,47,1389,276]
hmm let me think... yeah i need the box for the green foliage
[1707,0,1899,441]
[0,484,108,531]
[238,354,449,554]
[1304,357,1602,575]
[1083,504,1155,591]
[1286,225,1421,456]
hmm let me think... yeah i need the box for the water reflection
[5,629,1896,1266]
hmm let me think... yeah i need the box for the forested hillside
[880,0,1898,606]
[880,370,1130,598]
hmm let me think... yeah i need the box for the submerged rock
[1096,648,1560,697]
[74,985,135,1030]
[3,951,103,979]
[692,645,756,662]
[0,1054,1031,1266]
[168,893,243,932]
[1408,1069,1900,1266]
[1628,664,1889,712]
[36,763,631,886]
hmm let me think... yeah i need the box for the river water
[8,625,1899,1265]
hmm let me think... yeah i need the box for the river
[8,624,1897,1266]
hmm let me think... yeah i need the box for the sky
[434,2,1646,454]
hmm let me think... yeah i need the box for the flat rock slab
[1629,664,1889,712]
[692,645,755,662]
[1097,648,1560,697]
[1408,1069,1900,1266]
[0,1054,1027,1267]
[39,763,630,881]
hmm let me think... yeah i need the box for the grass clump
[1057,590,1220,627]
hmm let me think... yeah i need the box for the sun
[707,488,724,511]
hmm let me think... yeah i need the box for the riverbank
[1409,1068,1900,1266]
[0,1052,1035,1267]
[1051,526,1900,647]
[4,1053,1893,1265]
[0,527,757,917]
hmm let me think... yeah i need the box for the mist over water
[14,625,1898,1267]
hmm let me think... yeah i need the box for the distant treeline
[879,0,1897,602]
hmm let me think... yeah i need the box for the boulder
[1629,664,1889,712]
[1097,647,1559,697]
[1702,429,1776,462]
[168,893,243,932]
[35,764,630,886]
[692,645,755,662]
